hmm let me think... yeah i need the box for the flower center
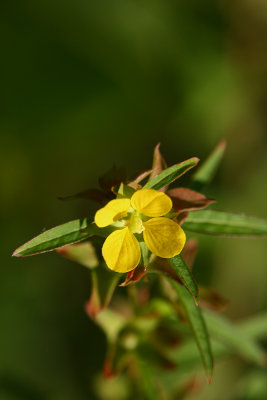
[128,214,144,234]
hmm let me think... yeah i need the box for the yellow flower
[94,188,186,273]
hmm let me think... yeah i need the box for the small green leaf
[168,281,213,381]
[203,309,266,366]
[143,157,199,191]
[13,219,108,257]
[183,210,267,236]
[168,255,199,305]
[191,140,226,191]
[116,183,135,199]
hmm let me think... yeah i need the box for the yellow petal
[143,217,186,258]
[94,199,131,227]
[131,188,172,217]
[102,228,141,272]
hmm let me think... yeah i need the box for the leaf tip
[12,248,21,257]
[191,157,200,165]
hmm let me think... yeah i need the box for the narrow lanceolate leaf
[183,210,267,236]
[143,157,199,191]
[168,188,215,212]
[191,140,226,192]
[169,282,213,381]
[13,219,107,257]
[149,142,167,180]
[203,309,266,366]
[169,255,199,305]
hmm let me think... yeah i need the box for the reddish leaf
[130,169,154,187]
[181,239,198,270]
[168,187,215,212]
[120,265,147,287]
[150,143,167,180]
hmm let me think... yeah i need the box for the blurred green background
[1,1,267,399]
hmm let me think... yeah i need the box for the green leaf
[168,281,213,380]
[203,309,266,366]
[143,157,199,191]
[191,140,226,191]
[183,210,267,236]
[13,218,108,257]
[116,183,135,199]
[168,255,199,305]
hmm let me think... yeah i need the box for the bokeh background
[1,1,267,399]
